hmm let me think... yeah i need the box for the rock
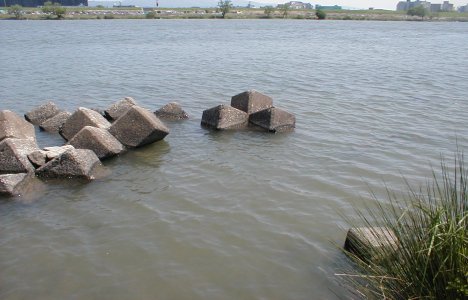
[249,107,295,133]
[0,110,36,142]
[59,107,111,141]
[68,126,124,160]
[28,150,47,168]
[155,102,189,120]
[39,111,71,133]
[24,101,61,126]
[27,145,76,168]
[344,227,399,261]
[109,106,169,148]
[104,97,137,121]
[36,149,101,180]
[231,90,273,115]
[201,105,248,130]
[43,145,75,161]
[0,173,32,197]
[0,138,39,174]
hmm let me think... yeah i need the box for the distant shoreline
[1,7,468,22]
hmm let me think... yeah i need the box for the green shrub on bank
[339,153,468,299]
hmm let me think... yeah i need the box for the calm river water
[1,19,468,299]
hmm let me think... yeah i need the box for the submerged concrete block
[344,227,399,261]
[39,111,71,133]
[24,101,61,126]
[36,149,101,180]
[0,173,32,197]
[60,107,111,141]
[0,110,36,142]
[68,126,124,160]
[201,105,248,130]
[104,97,137,121]
[0,138,39,174]
[27,145,76,168]
[109,106,169,148]
[155,102,189,120]
[249,107,295,133]
[231,90,273,115]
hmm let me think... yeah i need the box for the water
[1,19,468,299]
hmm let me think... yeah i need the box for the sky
[255,0,467,10]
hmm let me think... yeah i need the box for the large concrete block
[28,145,75,168]
[0,173,32,197]
[39,111,71,133]
[104,97,137,121]
[0,110,36,142]
[155,102,189,120]
[201,105,248,130]
[344,227,399,261]
[68,126,124,160]
[109,106,169,148]
[24,101,61,126]
[231,90,273,115]
[249,107,295,133]
[60,107,111,141]
[36,149,101,180]
[0,138,39,174]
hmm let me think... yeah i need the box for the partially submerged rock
[0,173,32,197]
[344,227,399,261]
[28,145,75,168]
[155,102,189,120]
[249,107,295,133]
[109,106,169,148]
[36,149,101,180]
[0,110,36,142]
[39,111,71,133]
[231,90,273,115]
[68,126,124,160]
[60,107,111,141]
[24,101,61,126]
[0,138,39,174]
[104,97,137,121]
[201,105,248,130]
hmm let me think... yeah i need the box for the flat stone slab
[344,227,399,261]
[231,90,273,115]
[60,107,111,141]
[39,111,71,133]
[109,106,169,148]
[249,107,295,133]
[155,102,189,120]
[0,173,32,197]
[201,105,248,130]
[68,126,124,160]
[24,101,61,126]
[0,138,39,174]
[0,110,36,142]
[36,149,101,180]
[104,97,137,121]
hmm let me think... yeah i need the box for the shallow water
[1,19,468,299]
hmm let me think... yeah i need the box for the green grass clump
[339,153,468,299]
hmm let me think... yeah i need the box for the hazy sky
[257,0,467,10]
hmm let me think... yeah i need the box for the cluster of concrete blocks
[201,90,296,132]
[0,98,188,197]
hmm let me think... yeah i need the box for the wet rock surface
[155,102,189,120]
[201,105,248,130]
[249,107,296,133]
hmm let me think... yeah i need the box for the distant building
[441,0,454,11]
[4,0,87,6]
[396,0,455,12]
[459,4,468,12]
[283,1,313,9]
[315,4,342,10]
[431,3,441,11]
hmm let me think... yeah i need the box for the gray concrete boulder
[68,126,124,160]
[0,138,39,174]
[231,90,273,115]
[36,149,101,180]
[0,173,32,197]
[249,107,295,133]
[109,106,169,148]
[39,111,71,133]
[0,110,36,142]
[104,97,137,121]
[60,107,111,141]
[201,105,248,130]
[24,101,61,126]
[155,102,189,120]
[344,227,399,261]
[27,145,75,168]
